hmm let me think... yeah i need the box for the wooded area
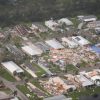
[0,0,100,27]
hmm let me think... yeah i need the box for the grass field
[0,68,16,82]
[68,87,100,100]
[32,63,46,77]
[17,85,35,100]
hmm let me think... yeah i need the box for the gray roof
[83,15,97,20]
[35,42,50,52]
[44,95,72,100]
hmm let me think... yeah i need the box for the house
[61,37,78,48]
[31,24,40,32]
[44,95,72,100]
[14,25,32,36]
[6,44,25,59]
[45,39,64,49]
[78,15,97,22]
[1,61,24,75]
[45,20,60,31]
[95,27,100,35]
[75,74,94,87]
[83,69,100,86]
[31,23,48,33]
[87,21,100,28]
[58,18,73,26]
[72,36,90,46]
[95,21,100,27]
[22,43,43,56]
[35,42,50,52]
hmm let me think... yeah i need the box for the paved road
[0,77,28,100]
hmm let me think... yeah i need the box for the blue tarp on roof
[91,45,100,54]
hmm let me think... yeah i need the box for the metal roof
[1,61,24,74]
[45,39,64,49]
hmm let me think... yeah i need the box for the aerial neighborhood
[0,15,100,100]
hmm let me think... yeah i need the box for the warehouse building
[1,61,24,75]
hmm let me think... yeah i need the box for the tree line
[0,0,100,27]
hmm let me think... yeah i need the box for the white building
[58,18,73,26]
[45,39,64,49]
[22,43,43,56]
[45,20,60,31]
[62,37,78,48]
[79,15,97,22]
[1,61,24,75]
[76,74,94,87]
[72,36,90,46]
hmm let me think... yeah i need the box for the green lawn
[49,64,61,73]
[32,63,46,77]
[65,64,79,74]
[70,18,79,28]
[0,68,16,82]
[68,87,100,100]
[17,85,30,94]
[17,85,35,100]
[17,85,44,100]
